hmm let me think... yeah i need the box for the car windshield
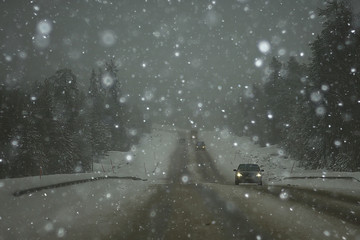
[238,164,260,172]
[1,1,360,239]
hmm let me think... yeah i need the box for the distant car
[233,164,263,185]
[195,141,206,151]
[179,138,186,144]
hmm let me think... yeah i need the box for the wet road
[111,132,360,240]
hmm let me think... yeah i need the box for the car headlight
[236,172,242,177]
[256,173,262,177]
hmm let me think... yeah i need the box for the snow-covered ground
[0,126,178,239]
[93,126,177,181]
[1,127,359,239]
[200,130,360,195]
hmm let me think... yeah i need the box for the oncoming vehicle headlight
[256,173,262,177]
[236,172,242,177]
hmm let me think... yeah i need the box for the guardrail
[283,176,360,182]
[13,176,147,197]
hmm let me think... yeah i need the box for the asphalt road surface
[112,132,360,240]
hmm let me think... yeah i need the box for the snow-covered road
[118,131,360,240]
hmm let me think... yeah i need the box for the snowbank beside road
[1,128,178,197]
[0,126,178,240]
[199,130,298,184]
[94,129,178,181]
[200,130,360,194]
[1,179,150,240]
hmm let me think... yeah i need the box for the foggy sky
[2,0,358,129]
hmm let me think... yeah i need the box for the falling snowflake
[57,228,66,238]
[310,91,322,102]
[37,20,52,35]
[315,106,326,116]
[278,48,286,56]
[321,84,329,91]
[101,73,114,88]
[181,175,189,183]
[254,58,263,67]
[126,154,133,162]
[152,31,161,38]
[99,30,117,47]
[258,40,271,53]
[334,140,342,147]
[279,191,289,200]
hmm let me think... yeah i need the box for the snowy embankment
[94,126,177,181]
[0,126,178,239]
[199,130,360,195]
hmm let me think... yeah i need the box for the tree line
[0,60,150,178]
[231,1,360,171]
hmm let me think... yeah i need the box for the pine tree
[279,57,308,141]
[308,0,360,170]
[33,79,58,174]
[102,60,128,150]
[87,69,111,166]
[262,57,283,144]
[44,69,82,173]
